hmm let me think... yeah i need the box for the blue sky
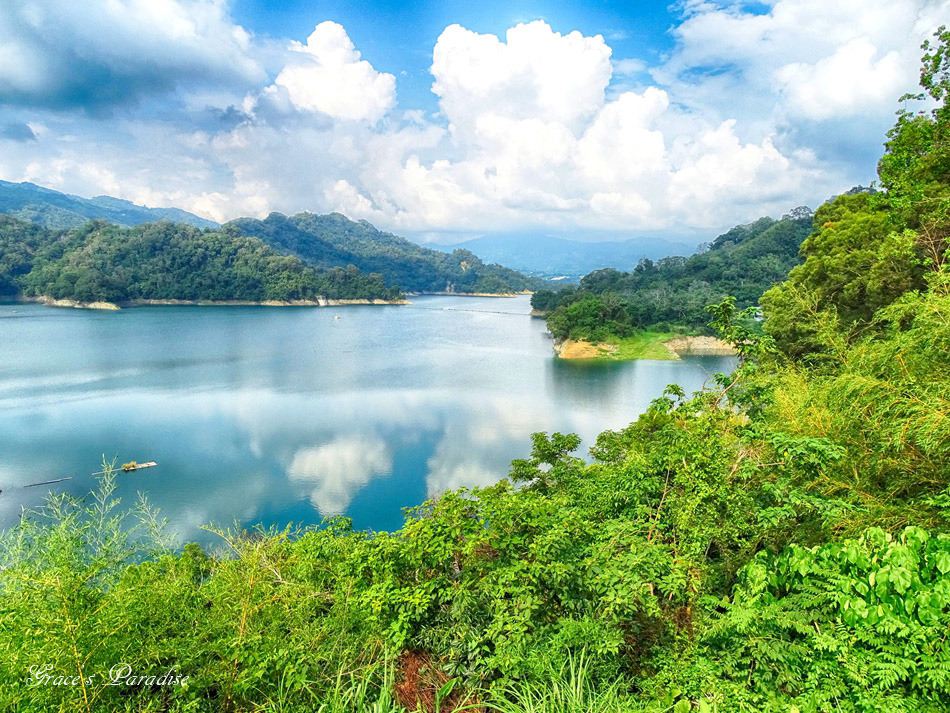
[0,0,945,243]
[230,0,680,110]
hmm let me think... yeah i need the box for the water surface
[0,296,735,542]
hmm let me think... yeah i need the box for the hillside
[532,206,814,340]
[0,217,401,303]
[0,180,218,230]
[433,233,693,278]
[0,185,542,296]
[227,212,543,294]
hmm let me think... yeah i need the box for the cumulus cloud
[319,19,818,232]
[0,0,263,110]
[661,0,943,125]
[775,38,903,120]
[266,21,396,122]
[432,21,613,134]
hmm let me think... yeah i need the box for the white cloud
[432,21,612,134]
[612,58,647,76]
[775,38,903,120]
[662,0,940,125]
[0,0,262,108]
[269,21,396,122]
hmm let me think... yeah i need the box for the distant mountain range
[432,234,694,279]
[228,213,542,294]
[0,180,218,230]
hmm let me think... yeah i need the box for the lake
[0,296,736,543]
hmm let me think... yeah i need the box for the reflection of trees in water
[545,355,739,419]
[545,357,630,407]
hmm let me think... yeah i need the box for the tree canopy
[228,212,543,294]
[0,218,402,303]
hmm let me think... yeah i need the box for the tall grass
[486,655,649,713]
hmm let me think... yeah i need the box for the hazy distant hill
[228,212,543,294]
[432,234,694,278]
[0,180,218,230]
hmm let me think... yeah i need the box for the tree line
[0,218,403,302]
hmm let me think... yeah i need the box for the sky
[0,0,947,244]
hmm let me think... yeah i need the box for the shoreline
[554,334,736,361]
[15,295,411,310]
[9,291,537,311]
[407,290,531,298]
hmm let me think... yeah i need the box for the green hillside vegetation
[531,207,814,342]
[2,27,949,713]
[228,211,543,294]
[0,180,219,229]
[0,218,401,303]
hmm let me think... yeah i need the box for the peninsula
[534,206,815,360]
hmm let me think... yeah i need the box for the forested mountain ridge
[227,211,544,294]
[0,217,401,303]
[0,206,545,303]
[532,206,814,340]
[0,180,218,230]
[431,233,694,279]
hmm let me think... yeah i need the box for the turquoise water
[0,296,735,543]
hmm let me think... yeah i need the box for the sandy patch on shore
[663,336,736,357]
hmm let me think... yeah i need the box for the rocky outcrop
[662,336,736,358]
[28,296,120,310]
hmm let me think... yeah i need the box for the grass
[606,332,677,360]
[559,332,678,361]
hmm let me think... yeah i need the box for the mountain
[431,234,694,278]
[0,216,400,303]
[532,206,814,336]
[227,212,543,294]
[0,181,541,296]
[0,180,218,230]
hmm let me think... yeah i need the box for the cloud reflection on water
[288,435,392,515]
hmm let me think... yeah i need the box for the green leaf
[891,567,912,594]
[935,551,950,575]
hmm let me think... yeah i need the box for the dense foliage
[0,218,402,302]
[228,212,544,294]
[532,207,813,340]
[2,26,949,713]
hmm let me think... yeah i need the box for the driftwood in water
[92,461,157,475]
[23,477,73,488]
